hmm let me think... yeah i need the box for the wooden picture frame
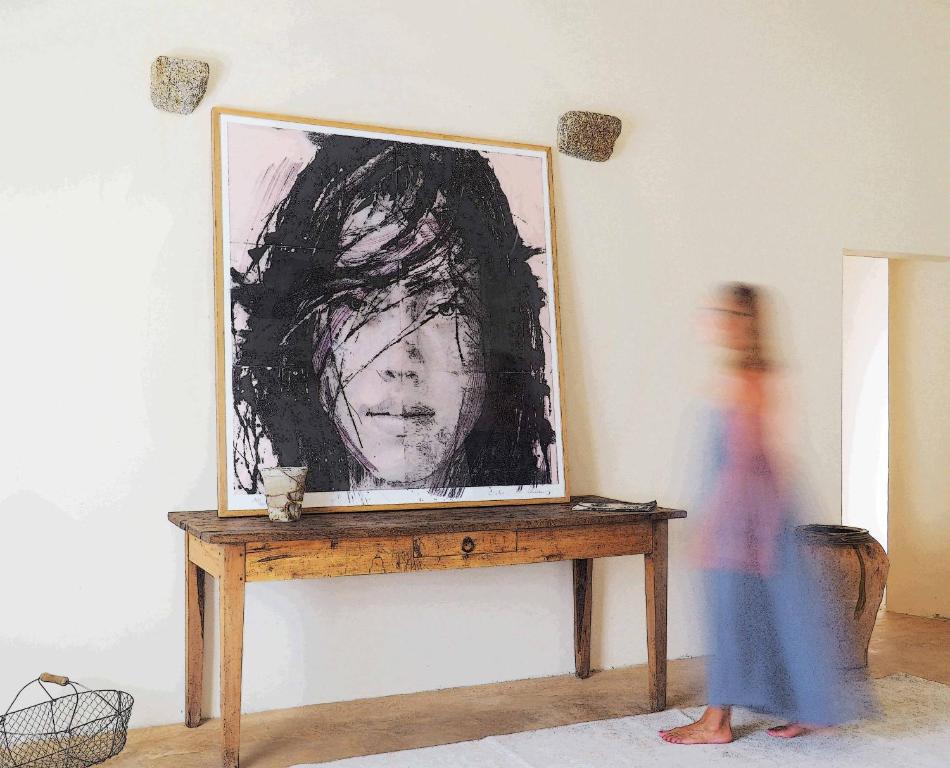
[212,107,568,516]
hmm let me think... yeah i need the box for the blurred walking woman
[661,283,864,744]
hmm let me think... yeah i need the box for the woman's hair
[721,282,772,371]
[231,134,555,494]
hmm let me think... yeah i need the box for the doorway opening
[842,249,950,619]
[842,254,888,549]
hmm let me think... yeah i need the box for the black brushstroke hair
[231,133,555,494]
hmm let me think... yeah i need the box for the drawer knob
[461,536,476,554]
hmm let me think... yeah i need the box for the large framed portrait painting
[213,108,567,515]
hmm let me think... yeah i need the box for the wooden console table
[168,496,686,768]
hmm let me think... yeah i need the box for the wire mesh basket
[0,674,133,768]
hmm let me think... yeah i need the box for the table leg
[573,558,593,678]
[220,545,246,768]
[644,520,668,712]
[185,537,206,728]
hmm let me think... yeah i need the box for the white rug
[293,673,950,767]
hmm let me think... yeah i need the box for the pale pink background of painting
[225,122,558,489]
[227,124,548,280]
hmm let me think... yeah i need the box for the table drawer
[245,538,414,580]
[412,530,517,558]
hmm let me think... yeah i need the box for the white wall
[2,1,950,727]
[888,258,950,618]
[842,257,888,548]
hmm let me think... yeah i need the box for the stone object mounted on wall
[557,111,622,162]
[150,56,209,115]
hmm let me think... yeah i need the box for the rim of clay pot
[795,524,875,544]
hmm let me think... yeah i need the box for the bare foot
[659,718,733,745]
[767,723,814,738]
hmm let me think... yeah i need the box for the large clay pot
[795,525,889,669]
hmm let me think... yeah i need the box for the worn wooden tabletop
[168,495,687,544]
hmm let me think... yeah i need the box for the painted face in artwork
[317,281,486,487]
[314,240,487,488]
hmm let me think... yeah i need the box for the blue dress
[699,405,868,725]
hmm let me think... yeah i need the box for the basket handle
[3,675,81,718]
[39,673,70,686]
